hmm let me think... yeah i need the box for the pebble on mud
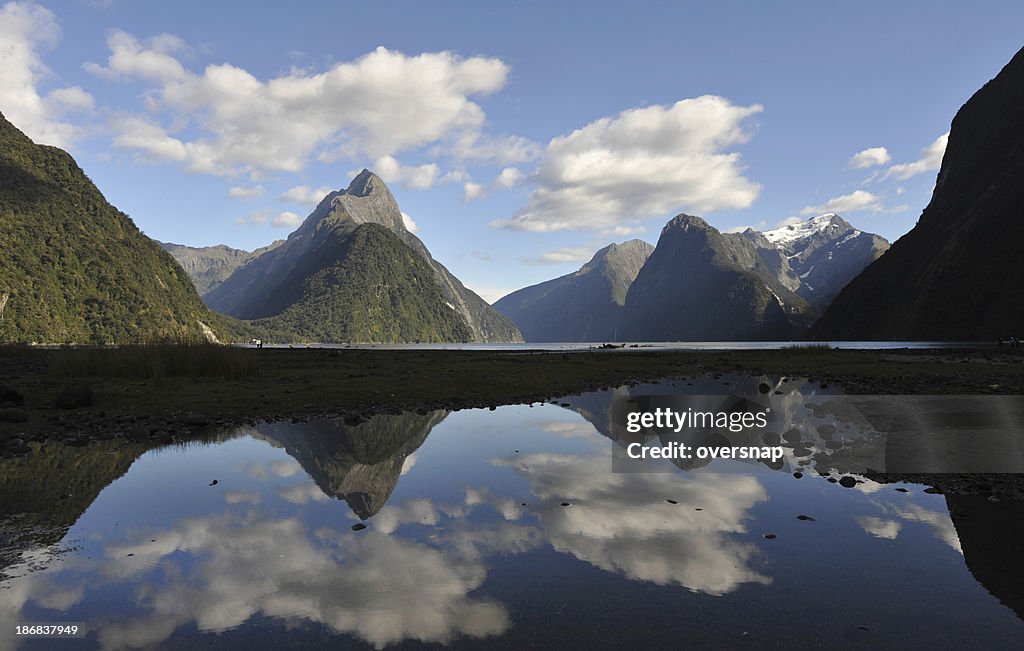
[351,523,367,531]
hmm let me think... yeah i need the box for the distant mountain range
[811,45,1024,340]
[496,212,887,342]
[494,240,654,342]
[6,44,1021,345]
[0,111,233,344]
[158,241,282,296]
[174,170,522,343]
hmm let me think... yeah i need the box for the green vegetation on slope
[0,112,222,344]
[254,223,474,343]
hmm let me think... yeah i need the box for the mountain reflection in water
[1,376,1023,649]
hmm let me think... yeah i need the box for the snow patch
[763,213,838,245]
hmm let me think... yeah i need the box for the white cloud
[88,37,510,176]
[799,189,883,216]
[371,155,439,189]
[462,181,486,202]
[272,211,302,228]
[493,166,522,189]
[110,114,187,161]
[235,209,270,226]
[401,211,419,233]
[46,85,94,111]
[83,29,188,82]
[0,1,94,147]
[525,246,596,265]
[848,146,891,169]
[227,185,265,199]
[461,167,523,202]
[600,225,647,237]
[449,132,540,165]
[280,184,333,205]
[492,96,763,232]
[884,132,949,180]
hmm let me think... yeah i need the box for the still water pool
[1,376,1023,649]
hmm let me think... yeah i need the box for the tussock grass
[780,343,833,353]
[0,343,41,358]
[52,343,260,380]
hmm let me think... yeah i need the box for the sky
[2,1,1022,303]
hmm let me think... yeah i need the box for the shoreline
[2,346,1022,446]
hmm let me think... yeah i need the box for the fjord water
[2,378,1024,649]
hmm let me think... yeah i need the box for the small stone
[763,533,777,539]
[895,488,909,493]
[817,424,836,440]
[560,502,571,507]
[838,476,857,488]
[797,514,816,521]
[827,477,838,483]
[758,382,771,394]
[666,499,678,504]
[792,472,803,479]
[351,523,367,531]
[209,479,219,486]
[923,487,943,494]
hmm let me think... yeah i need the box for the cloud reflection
[495,453,771,595]
[93,513,509,649]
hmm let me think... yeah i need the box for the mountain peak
[664,213,713,232]
[345,169,385,197]
[762,213,853,245]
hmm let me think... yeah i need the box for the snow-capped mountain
[743,213,889,311]
[494,212,889,342]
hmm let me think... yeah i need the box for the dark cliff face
[204,170,522,343]
[811,46,1024,340]
[493,240,654,342]
[0,112,221,344]
[618,215,814,341]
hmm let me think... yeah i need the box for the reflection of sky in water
[1,389,1023,649]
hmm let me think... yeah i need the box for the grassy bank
[2,345,1024,443]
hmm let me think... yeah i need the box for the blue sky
[2,1,1022,302]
